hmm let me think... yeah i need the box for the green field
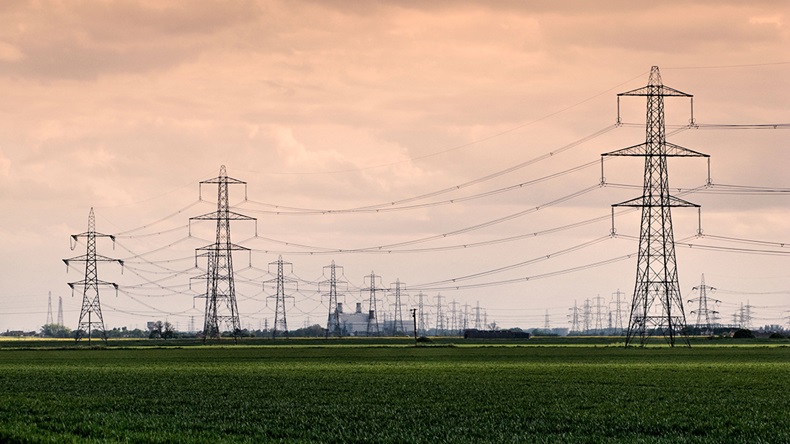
[1,340,789,443]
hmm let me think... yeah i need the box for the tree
[40,323,72,338]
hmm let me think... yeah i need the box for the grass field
[0,340,789,443]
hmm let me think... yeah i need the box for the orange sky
[0,1,788,332]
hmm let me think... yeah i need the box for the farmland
[0,341,789,443]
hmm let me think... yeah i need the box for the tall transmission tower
[362,271,385,336]
[63,208,123,343]
[434,294,445,335]
[449,300,459,335]
[593,295,606,334]
[46,291,54,325]
[267,256,296,339]
[609,289,626,335]
[568,300,580,333]
[190,165,256,342]
[602,66,709,347]
[688,273,719,335]
[474,301,482,329]
[582,299,591,333]
[57,296,63,326]
[322,261,346,337]
[462,303,470,332]
[544,309,551,330]
[417,292,427,335]
[390,279,407,335]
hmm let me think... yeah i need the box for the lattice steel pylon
[390,279,407,335]
[689,273,719,335]
[190,165,256,342]
[63,208,123,343]
[602,66,709,347]
[362,271,385,336]
[322,260,346,337]
[267,255,296,339]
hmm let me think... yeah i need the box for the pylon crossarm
[663,142,709,157]
[602,142,648,157]
[190,210,256,221]
[617,85,692,97]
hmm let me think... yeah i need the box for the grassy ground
[0,340,788,443]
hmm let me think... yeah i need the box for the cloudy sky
[0,0,788,333]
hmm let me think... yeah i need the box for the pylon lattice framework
[190,165,256,342]
[63,208,123,343]
[267,255,296,339]
[362,271,385,336]
[689,273,718,334]
[391,279,407,335]
[602,66,710,347]
[322,261,346,337]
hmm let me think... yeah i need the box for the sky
[0,0,788,333]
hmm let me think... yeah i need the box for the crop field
[0,341,789,443]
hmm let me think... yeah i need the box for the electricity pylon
[417,292,427,335]
[602,66,709,347]
[63,208,123,343]
[568,300,580,333]
[190,165,256,342]
[362,271,385,336]
[609,289,627,335]
[688,273,719,335]
[321,261,346,337]
[390,279,407,335]
[267,255,296,339]
[57,296,64,326]
[46,291,53,325]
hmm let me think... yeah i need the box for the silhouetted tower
[63,208,123,343]
[602,66,708,347]
[362,271,384,336]
[190,165,256,341]
[322,261,346,337]
[390,279,407,335]
[688,273,719,334]
[46,291,53,325]
[474,301,482,329]
[267,256,296,338]
[610,289,626,334]
[568,300,581,332]
[57,296,63,326]
[449,300,459,334]
[434,294,445,335]
[593,295,606,334]
[462,303,470,331]
[544,309,551,330]
[416,292,427,335]
[582,299,592,333]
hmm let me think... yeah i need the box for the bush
[732,329,755,339]
[769,332,786,339]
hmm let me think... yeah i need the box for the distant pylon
[602,66,709,347]
[568,300,580,332]
[474,301,481,330]
[434,294,445,335]
[322,261,346,337]
[46,291,54,325]
[267,255,296,339]
[688,274,719,335]
[190,165,256,342]
[593,295,606,334]
[390,279,407,335]
[57,296,63,326]
[609,289,626,334]
[362,271,385,336]
[544,309,550,330]
[417,292,427,335]
[63,208,123,343]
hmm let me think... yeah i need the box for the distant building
[463,329,530,339]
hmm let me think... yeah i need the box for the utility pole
[63,208,123,343]
[602,66,708,347]
[688,273,719,335]
[410,308,418,343]
[190,165,256,342]
[321,261,346,337]
[362,271,385,336]
[266,256,296,339]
